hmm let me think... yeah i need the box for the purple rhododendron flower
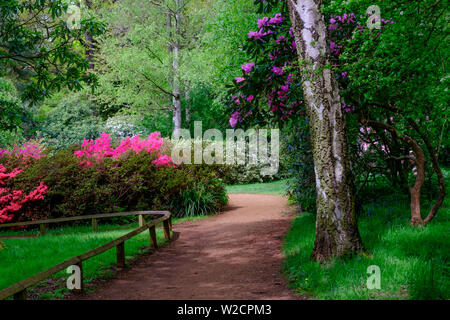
[229,111,240,128]
[276,35,286,45]
[269,13,284,25]
[248,29,272,41]
[272,66,284,75]
[257,17,269,29]
[241,62,255,74]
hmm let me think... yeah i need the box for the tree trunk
[171,0,182,139]
[185,81,191,124]
[83,0,95,69]
[408,119,446,224]
[171,39,182,139]
[287,0,363,262]
[366,120,427,226]
[409,147,426,226]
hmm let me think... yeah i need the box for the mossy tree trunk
[287,0,363,262]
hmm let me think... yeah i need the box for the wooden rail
[0,210,171,235]
[0,211,172,300]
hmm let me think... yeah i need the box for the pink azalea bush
[0,140,45,160]
[0,164,48,223]
[74,132,174,167]
[0,133,226,223]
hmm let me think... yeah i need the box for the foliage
[224,8,315,208]
[215,163,287,185]
[0,78,29,132]
[36,92,104,150]
[0,139,45,160]
[104,113,146,140]
[230,0,448,222]
[283,120,316,212]
[0,0,104,105]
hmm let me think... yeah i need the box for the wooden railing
[0,211,172,300]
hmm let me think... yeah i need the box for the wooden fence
[0,211,172,300]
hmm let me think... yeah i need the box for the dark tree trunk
[287,0,363,262]
[366,120,428,226]
[185,81,191,124]
[83,0,95,69]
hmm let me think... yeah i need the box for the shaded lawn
[282,189,450,300]
[226,179,289,195]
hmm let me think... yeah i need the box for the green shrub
[282,120,316,212]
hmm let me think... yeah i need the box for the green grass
[0,216,204,299]
[282,185,450,299]
[226,179,289,195]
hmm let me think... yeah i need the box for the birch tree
[287,0,363,262]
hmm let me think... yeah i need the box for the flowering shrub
[0,140,45,160]
[74,132,174,167]
[229,11,303,127]
[104,114,145,139]
[0,164,48,223]
[1,141,226,222]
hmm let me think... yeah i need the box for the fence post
[73,261,84,294]
[138,215,145,227]
[149,226,157,249]
[39,224,46,236]
[92,218,98,232]
[13,289,27,300]
[116,242,125,268]
[163,220,170,240]
[168,216,172,231]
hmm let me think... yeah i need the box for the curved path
[74,194,301,300]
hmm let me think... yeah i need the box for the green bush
[1,147,228,224]
[282,120,316,212]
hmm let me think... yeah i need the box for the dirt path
[74,194,301,300]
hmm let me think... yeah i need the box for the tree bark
[185,81,191,124]
[83,0,95,70]
[171,0,182,139]
[287,0,363,262]
[171,41,182,139]
[408,119,446,224]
